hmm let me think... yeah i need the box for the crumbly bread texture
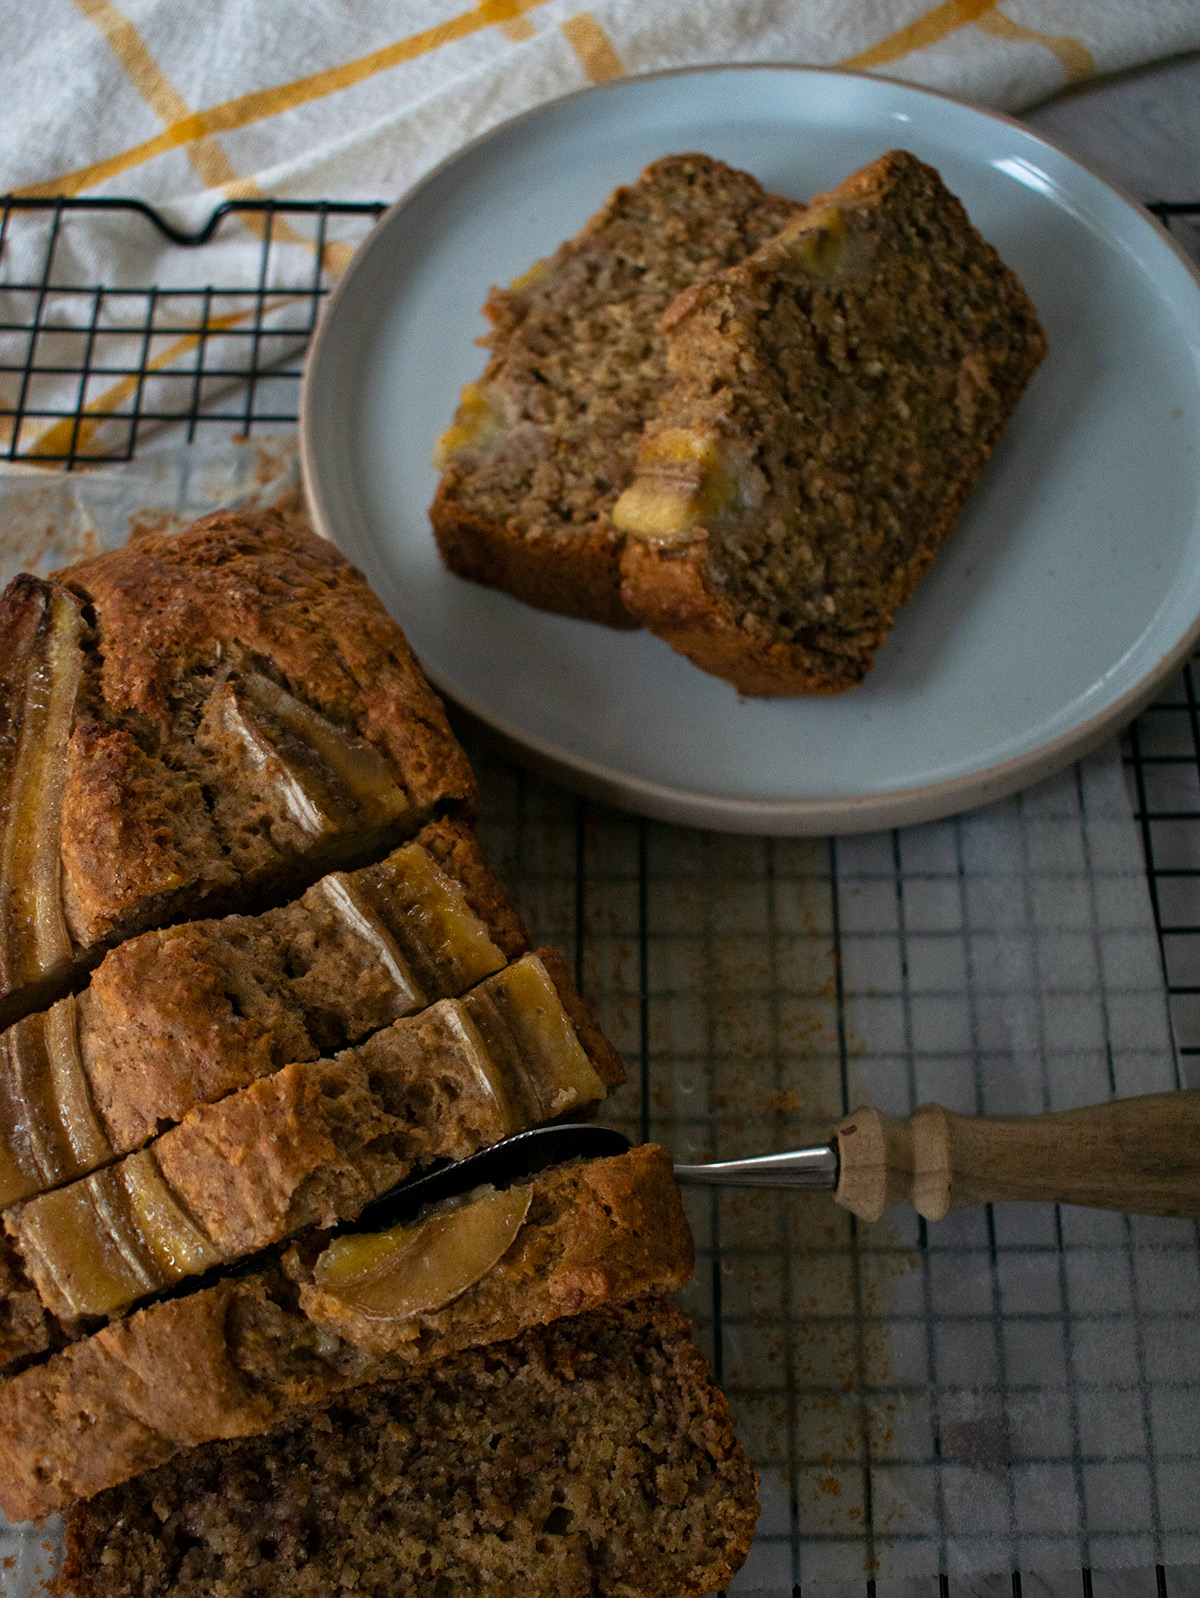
[0,1233,47,1372]
[616,150,1048,694]
[0,510,475,1030]
[430,153,802,627]
[5,950,623,1332]
[0,817,525,1213]
[59,1297,759,1598]
[80,816,524,1151]
[0,1147,690,1521]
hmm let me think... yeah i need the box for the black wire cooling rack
[0,195,386,461]
[1,192,1199,1598]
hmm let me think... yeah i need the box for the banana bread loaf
[0,818,523,1210]
[0,1146,691,1521]
[5,950,622,1331]
[0,510,474,1030]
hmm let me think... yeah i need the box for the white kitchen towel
[5,0,1200,212]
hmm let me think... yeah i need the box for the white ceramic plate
[301,66,1200,834]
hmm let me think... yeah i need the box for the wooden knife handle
[832,1089,1200,1223]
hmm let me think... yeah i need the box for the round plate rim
[300,61,1200,835]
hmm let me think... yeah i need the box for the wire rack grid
[2,192,1200,1598]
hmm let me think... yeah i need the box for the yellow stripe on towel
[973,7,1094,84]
[561,14,625,83]
[18,0,550,200]
[837,0,999,69]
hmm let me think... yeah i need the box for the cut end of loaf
[59,1298,760,1598]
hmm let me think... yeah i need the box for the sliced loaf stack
[0,510,759,1596]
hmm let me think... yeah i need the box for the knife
[354,1085,1200,1229]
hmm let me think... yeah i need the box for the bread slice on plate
[0,510,474,1030]
[430,153,803,627]
[615,150,1048,695]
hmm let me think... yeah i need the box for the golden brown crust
[621,537,871,696]
[78,929,318,1152]
[0,510,476,1027]
[0,1281,275,1523]
[149,1059,386,1258]
[432,487,637,629]
[72,508,474,811]
[0,1149,691,1522]
[60,720,236,944]
[63,510,476,821]
[62,513,456,782]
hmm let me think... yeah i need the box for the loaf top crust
[0,510,474,1026]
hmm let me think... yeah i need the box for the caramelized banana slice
[12,1166,159,1322]
[210,671,410,841]
[0,998,111,1208]
[612,427,765,544]
[365,843,506,996]
[0,582,85,1010]
[432,382,507,468]
[464,956,606,1119]
[117,1151,222,1281]
[10,1150,219,1321]
[0,1014,60,1208]
[311,1184,531,1321]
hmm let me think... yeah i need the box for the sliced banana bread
[616,150,1048,694]
[430,153,803,627]
[0,818,524,1209]
[5,951,622,1329]
[0,1146,690,1521]
[58,1297,759,1598]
